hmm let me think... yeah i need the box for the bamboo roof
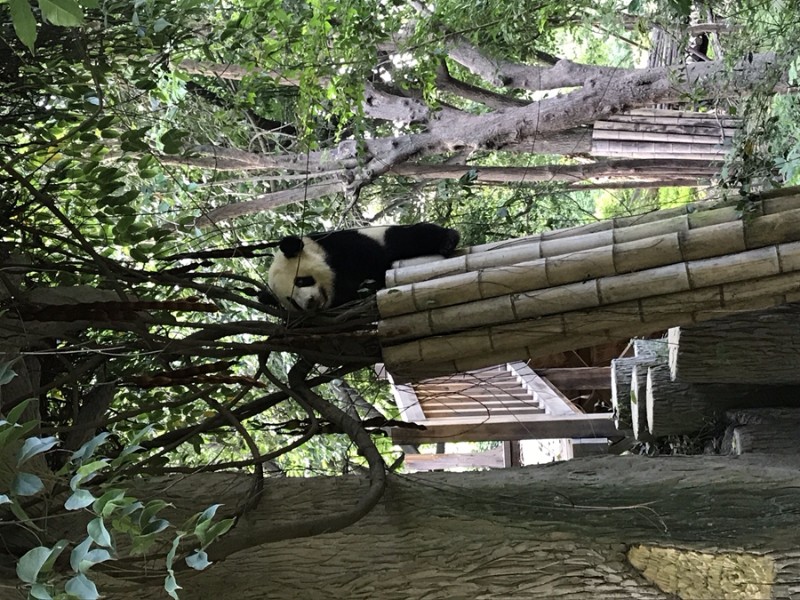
[378,193,800,382]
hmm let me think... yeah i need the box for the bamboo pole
[380,205,800,321]
[379,237,800,342]
[594,121,738,138]
[593,130,734,145]
[385,194,800,288]
[383,270,800,382]
[387,198,726,276]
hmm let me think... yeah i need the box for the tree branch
[204,361,386,560]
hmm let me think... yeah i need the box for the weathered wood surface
[722,408,800,455]
[647,365,800,437]
[391,414,617,444]
[669,304,800,384]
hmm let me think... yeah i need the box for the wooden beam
[537,367,611,389]
[391,414,617,444]
[404,446,505,471]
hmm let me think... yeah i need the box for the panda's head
[267,236,334,311]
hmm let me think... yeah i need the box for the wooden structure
[591,109,737,161]
[377,193,800,383]
[607,305,800,440]
[380,362,616,465]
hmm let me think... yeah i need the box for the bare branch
[204,361,386,558]
[195,180,343,226]
[445,35,625,90]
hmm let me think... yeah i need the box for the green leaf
[65,489,95,510]
[0,419,37,451]
[185,550,211,571]
[164,572,181,600]
[40,539,68,575]
[38,0,84,26]
[82,548,113,569]
[71,432,111,463]
[165,534,183,570]
[5,398,30,424]
[197,504,221,523]
[17,436,59,466]
[30,583,53,600]
[70,458,108,490]
[140,498,169,527]
[65,574,99,600]
[203,518,234,546]
[92,488,126,516]
[70,537,92,572]
[141,518,169,536]
[87,517,113,548]
[12,472,44,496]
[8,0,37,53]
[153,17,170,32]
[16,547,50,583]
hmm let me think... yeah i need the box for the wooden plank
[404,446,506,471]
[420,397,540,407]
[537,367,611,389]
[423,406,545,416]
[391,414,617,443]
[419,393,532,401]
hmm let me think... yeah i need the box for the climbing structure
[377,193,800,382]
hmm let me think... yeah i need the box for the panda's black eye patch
[294,276,316,287]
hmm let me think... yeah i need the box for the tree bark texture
[56,455,800,600]
[668,304,800,384]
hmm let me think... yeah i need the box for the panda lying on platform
[260,223,460,311]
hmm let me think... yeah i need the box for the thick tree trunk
[53,454,800,599]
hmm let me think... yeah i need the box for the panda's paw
[439,229,460,257]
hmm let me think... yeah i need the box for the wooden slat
[507,362,579,416]
[423,406,545,416]
[404,446,506,471]
[391,414,617,443]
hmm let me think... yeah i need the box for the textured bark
[669,304,800,384]
[64,454,800,599]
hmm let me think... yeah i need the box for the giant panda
[261,223,460,311]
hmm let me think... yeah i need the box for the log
[646,366,800,437]
[721,409,800,455]
[630,364,653,440]
[610,340,666,430]
[668,304,800,384]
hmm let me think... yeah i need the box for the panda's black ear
[278,236,304,258]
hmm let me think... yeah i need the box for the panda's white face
[268,237,335,311]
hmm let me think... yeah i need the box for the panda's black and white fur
[262,223,460,311]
